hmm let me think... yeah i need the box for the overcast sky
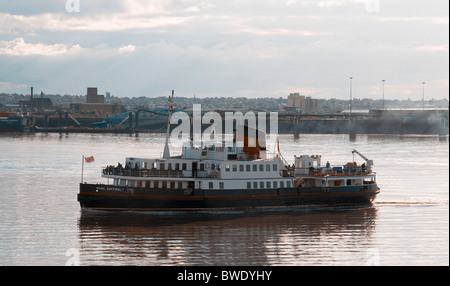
[0,0,448,100]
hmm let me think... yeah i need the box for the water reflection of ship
[77,206,377,265]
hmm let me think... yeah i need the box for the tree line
[1,92,448,114]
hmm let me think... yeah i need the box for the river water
[0,133,448,266]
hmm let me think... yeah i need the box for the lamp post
[382,80,385,109]
[349,76,353,114]
[422,82,425,110]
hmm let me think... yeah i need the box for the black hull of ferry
[78,183,379,211]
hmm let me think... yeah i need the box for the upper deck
[102,155,290,181]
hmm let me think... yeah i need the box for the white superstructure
[103,128,295,191]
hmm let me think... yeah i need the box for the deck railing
[102,167,217,179]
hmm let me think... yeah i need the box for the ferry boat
[78,127,380,211]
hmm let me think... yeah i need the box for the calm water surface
[0,133,448,266]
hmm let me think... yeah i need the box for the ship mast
[162,90,174,159]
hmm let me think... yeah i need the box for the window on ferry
[247,182,251,189]
[273,181,278,188]
[182,163,187,170]
[280,181,284,188]
[129,180,135,187]
[266,164,270,171]
[153,162,157,169]
[253,164,257,171]
[239,165,244,172]
[178,182,183,189]
[232,165,237,172]
[170,181,175,189]
[162,181,167,188]
[160,163,165,170]
[287,181,291,188]
[211,164,216,170]
[225,164,230,172]
[253,182,258,189]
[200,163,204,170]
[246,164,251,172]
[260,182,264,188]
[266,181,271,188]
[175,163,179,170]
[209,182,213,189]
[273,164,277,171]
[168,163,172,170]
[258,164,263,171]
[219,182,224,189]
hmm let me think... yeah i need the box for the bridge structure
[93,109,177,130]
[91,108,448,140]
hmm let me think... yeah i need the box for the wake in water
[375,197,449,206]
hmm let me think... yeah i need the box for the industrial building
[19,87,53,111]
[70,87,124,115]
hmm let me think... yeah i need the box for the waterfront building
[287,92,318,114]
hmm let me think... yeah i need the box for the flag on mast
[81,155,94,183]
[84,156,95,163]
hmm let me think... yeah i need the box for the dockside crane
[352,149,374,172]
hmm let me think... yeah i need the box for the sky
[0,0,448,100]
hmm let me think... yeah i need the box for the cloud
[121,0,171,15]
[118,45,136,53]
[0,37,83,56]
[378,16,449,25]
[0,12,193,33]
[0,0,219,34]
[0,0,448,100]
[240,27,330,37]
[0,81,28,92]
[0,38,141,57]
[300,0,365,8]
[414,44,449,52]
